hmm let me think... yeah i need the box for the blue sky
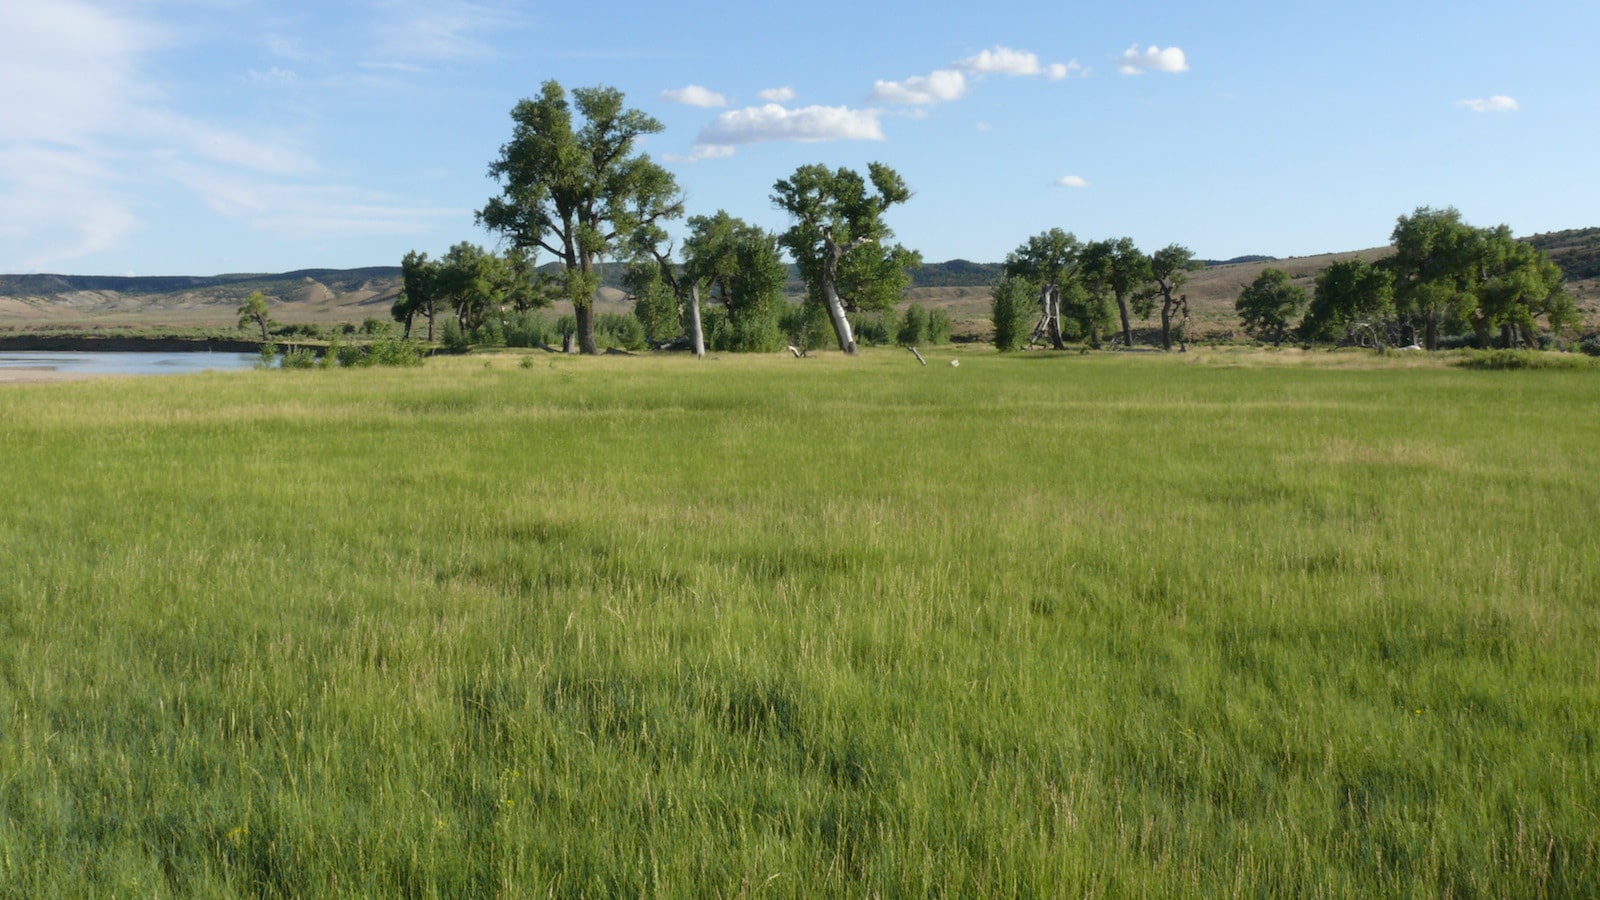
[2,0,1596,276]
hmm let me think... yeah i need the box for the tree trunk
[688,284,706,360]
[1159,298,1173,351]
[822,281,857,354]
[574,303,598,355]
[1469,313,1494,350]
[1116,293,1133,347]
[426,306,436,343]
[1046,285,1065,350]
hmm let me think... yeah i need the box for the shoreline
[0,335,261,353]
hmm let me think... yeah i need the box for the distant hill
[3,228,1597,334]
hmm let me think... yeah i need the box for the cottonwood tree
[1004,228,1083,349]
[393,250,441,341]
[436,242,504,332]
[1234,268,1307,345]
[478,80,682,354]
[237,291,274,342]
[1081,237,1150,348]
[683,211,788,352]
[1389,207,1573,349]
[1301,257,1394,342]
[772,162,919,354]
[1136,244,1201,350]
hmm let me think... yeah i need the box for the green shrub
[279,347,317,369]
[440,319,470,353]
[1452,349,1595,370]
[505,312,557,348]
[927,308,953,345]
[596,312,648,351]
[898,304,930,346]
[1577,334,1600,357]
[850,314,892,347]
[258,342,278,368]
[365,338,425,367]
[361,317,390,336]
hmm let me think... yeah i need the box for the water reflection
[0,351,261,376]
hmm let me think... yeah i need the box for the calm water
[0,351,260,376]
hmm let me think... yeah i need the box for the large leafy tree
[478,80,682,355]
[1388,207,1482,350]
[1301,257,1394,342]
[1081,237,1151,348]
[1136,244,1201,350]
[1234,268,1307,345]
[1389,206,1572,349]
[393,250,440,342]
[683,211,789,352]
[1003,229,1083,349]
[237,291,274,342]
[435,242,504,332]
[772,163,919,354]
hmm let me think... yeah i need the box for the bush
[258,342,278,368]
[440,319,470,353]
[596,312,648,351]
[361,317,390,336]
[505,312,557,348]
[927,309,953,345]
[280,347,318,369]
[1452,350,1595,370]
[850,314,892,347]
[365,338,425,367]
[782,302,832,352]
[898,304,930,346]
[1577,334,1600,357]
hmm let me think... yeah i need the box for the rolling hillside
[4,229,1597,337]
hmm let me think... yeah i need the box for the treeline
[374,79,1587,359]
[1233,207,1577,350]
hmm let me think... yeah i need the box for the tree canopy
[772,162,919,353]
[478,80,682,354]
[1234,268,1307,345]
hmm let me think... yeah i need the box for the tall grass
[0,349,1596,896]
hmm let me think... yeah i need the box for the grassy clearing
[1,348,1596,896]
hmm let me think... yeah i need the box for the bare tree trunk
[1116,292,1133,347]
[1159,299,1173,351]
[1046,285,1065,350]
[688,284,706,359]
[822,281,857,354]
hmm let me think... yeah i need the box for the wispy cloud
[1458,95,1519,113]
[1056,175,1089,188]
[693,104,886,156]
[0,0,458,269]
[367,0,530,67]
[758,86,796,103]
[1117,44,1189,75]
[660,85,728,108]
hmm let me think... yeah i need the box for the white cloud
[1056,175,1089,188]
[162,162,464,238]
[663,145,737,164]
[1048,61,1089,79]
[696,104,886,147]
[758,86,796,103]
[1459,95,1519,113]
[660,85,728,108]
[1117,44,1189,75]
[870,69,967,105]
[956,47,1045,77]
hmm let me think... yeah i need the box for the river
[0,350,261,378]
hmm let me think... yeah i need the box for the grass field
[1,347,1596,896]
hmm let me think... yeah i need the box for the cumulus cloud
[1459,95,1519,113]
[661,85,727,108]
[696,104,886,148]
[956,47,1047,77]
[1048,61,1089,79]
[870,69,967,105]
[1117,44,1189,75]
[758,86,796,103]
[1056,175,1089,188]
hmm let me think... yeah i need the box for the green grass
[1,347,1597,896]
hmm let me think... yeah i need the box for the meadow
[0,347,1596,896]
